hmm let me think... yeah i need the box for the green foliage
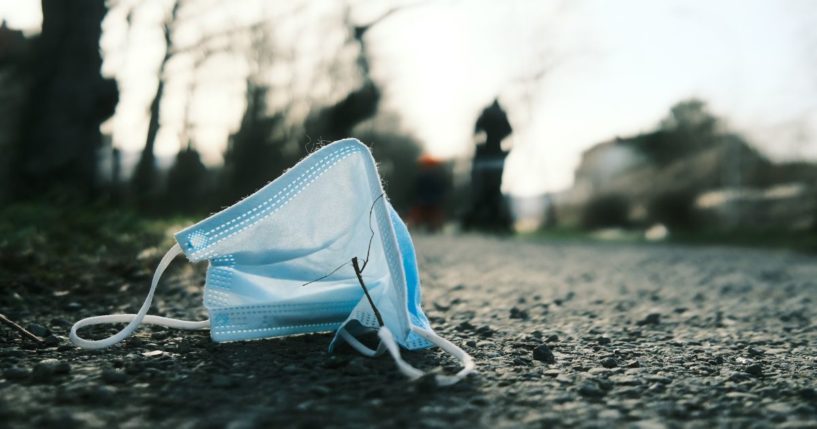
[581,194,630,229]
[164,146,211,214]
[629,98,723,164]
[0,202,182,256]
[647,189,698,230]
[0,202,191,290]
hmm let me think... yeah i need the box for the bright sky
[2,0,816,196]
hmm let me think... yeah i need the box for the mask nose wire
[69,243,210,349]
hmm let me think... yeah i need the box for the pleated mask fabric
[70,139,474,385]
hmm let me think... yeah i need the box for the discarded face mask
[70,138,475,385]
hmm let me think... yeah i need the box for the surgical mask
[70,138,474,385]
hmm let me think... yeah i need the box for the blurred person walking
[463,98,513,232]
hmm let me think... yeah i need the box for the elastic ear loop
[378,325,476,386]
[70,243,210,349]
[346,255,476,384]
[338,329,386,357]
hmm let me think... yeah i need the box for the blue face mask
[70,138,474,385]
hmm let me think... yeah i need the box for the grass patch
[521,225,817,253]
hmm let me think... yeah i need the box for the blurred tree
[221,83,292,204]
[660,99,719,135]
[581,193,630,229]
[0,21,30,202]
[633,98,720,164]
[12,0,118,200]
[131,0,181,205]
[304,4,388,142]
[164,142,209,213]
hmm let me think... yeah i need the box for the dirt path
[2,234,816,428]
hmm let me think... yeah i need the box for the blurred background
[1,0,816,248]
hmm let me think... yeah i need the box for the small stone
[26,323,50,338]
[101,369,127,384]
[644,375,672,384]
[546,334,559,343]
[50,318,72,328]
[456,321,475,332]
[32,359,70,382]
[611,375,641,385]
[533,344,556,364]
[413,373,438,394]
[433,302,450,312]
[475,325,494,337]
[637,313,661,325]
[747,347,764,357]
[43,335,61,347]
[745,363,763,377]
[578,381,606,398]
[599,409,621,420]
[729,371,751,382]
[597,336,611,345]
[798,387,817,401]
[323,355,349,369]
[212,375,235,388]
[766,402,793,414]
[4,367,30,381]
[509,307,529,320]
[601,357,618,368]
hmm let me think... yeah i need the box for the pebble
[533,344,556,364]
[32,359,70,382]
[799,387,817,400]
[509,307,529,320]
[601,357,618,368]
[597,336,611,345]
[26,323,50,337]
[50,318,72,328]
[475,325,494,337]
[638,313,661,325]
[578,381,606,398]
[101,369,127,384]
[43,335,61,347]
[644,375,672,384]
[456,321,475,332]
[212,375,236,388]
[747,347,764,357]
[611,375,641,386]
[3,367,30,381]
[745,364,763,377]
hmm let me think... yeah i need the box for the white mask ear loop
[70,243,210,349]
[378,326,476,386]
[339,328,386,357]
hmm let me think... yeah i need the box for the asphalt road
[2,234,816,428]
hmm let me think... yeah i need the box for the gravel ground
[2,233,817,428]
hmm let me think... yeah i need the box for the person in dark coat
[463,98,513,232]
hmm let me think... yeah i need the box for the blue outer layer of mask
[70,138,474,383]
[173,138,432,350]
